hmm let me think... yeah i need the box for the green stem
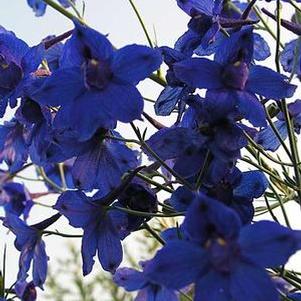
[42,0,84,23]
[127,0,154,48]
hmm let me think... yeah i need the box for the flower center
[222,61,249,90]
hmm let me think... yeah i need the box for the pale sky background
[1,1,301,300]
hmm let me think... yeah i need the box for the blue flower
[0,182,33,220]
[29,22,162,141]
[42,129,138,194]
[0,28,44,116]
[145,195,301,301]
[175,0,258,56]
[54,190,124,275]
[174,27,296,127]
[114,262,180,301]
[3,214,50,288]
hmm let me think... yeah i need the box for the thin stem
[43,230,82,238]
[136,172,174,193]
[42,0,84,23]
[127,0,154,48]
[112,205,185,218]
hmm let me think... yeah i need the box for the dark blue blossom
[0,182,33,220]
[174,27,296,127]
[29,22,162,141]
[42,129,138,194]
[54,190,124,275]
[0,27,44,116]
[145,194,301,301]
[114,262,179,301]
[3,214,50,288]
[175,0,258,56]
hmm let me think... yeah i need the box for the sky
[1,0,301,300]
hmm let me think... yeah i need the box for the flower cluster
[2,0,301,300]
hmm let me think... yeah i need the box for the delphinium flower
[175,0,258,56]
[2,213,60,288]
[143,194,301,301]
[0,182,33,220]
[0,27,44,116]
[29,21,162,141]
[174,27,296,128]
[114,261,180,301]
[40,128,139,194]
[255,99,301,151]
[27,0,76,17]
[54,189,126,275]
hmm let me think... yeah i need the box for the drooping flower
[54,190,124,275]
[3,214,55,288]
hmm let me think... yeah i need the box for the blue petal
[21,43,45,75]
[253,33,271,61]
[156,287,179,301]
[239,221,301,268]
[195,270,230,301]
[30,67,85,106]
[97,218,123,273]
[183,193,242,244]
[54,190,97,228]
[246,65,297,100]
[53,91,115,141]
[145,240,208,289]
[230,261,279,301]
[155,86,184,116]
[32,240,48,288]
[82,224,98,276]
[233,170,268,199]
[27,0,47,16]
[17,242,35,282]
[175,29,202,56]
[101,82,144,124]
[280,39,301,75]
[235,90,267,127]
[0,32,29,65]
[174,58,223,89]
[146,127,203,161]
[72,139,138,194]
[113,268,147,291]
[170,186,195,212]
[112,45,162,84]
[255,120,287,151]
[3,214,36,250]
[214,27,254,65]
